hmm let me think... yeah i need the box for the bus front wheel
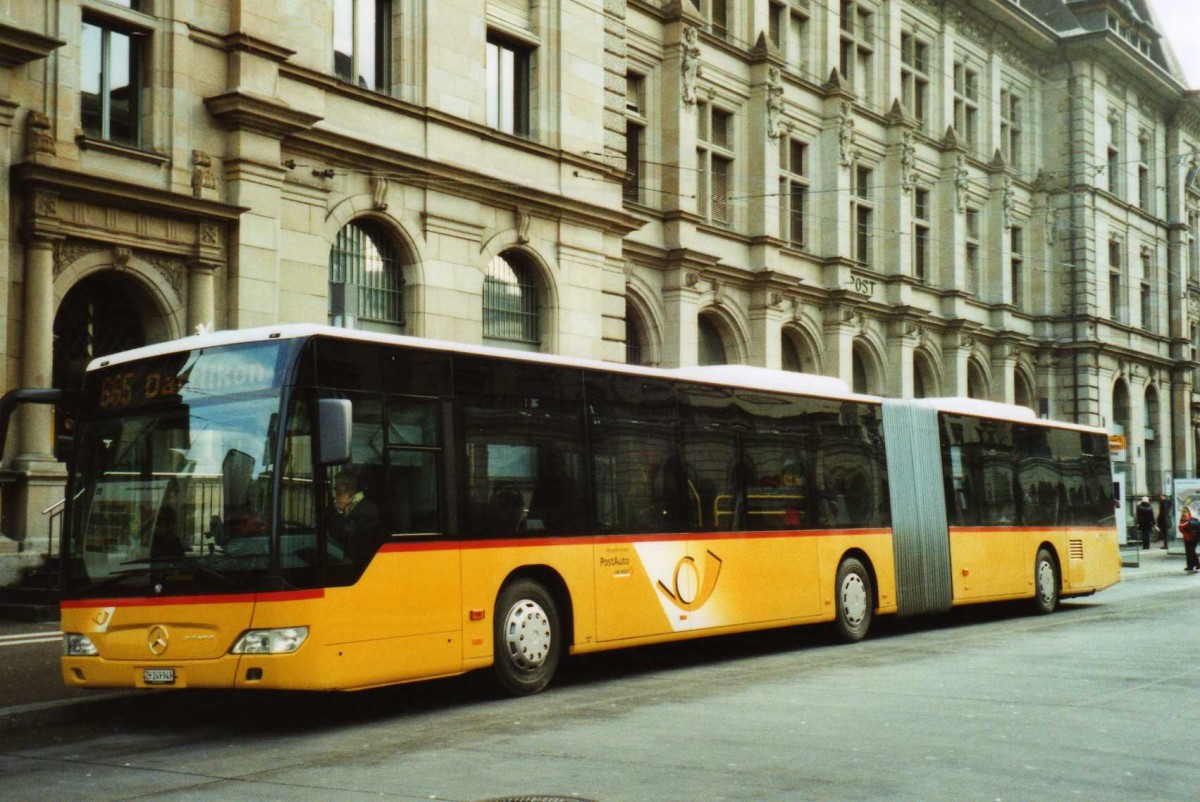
[834,557,873,642]
[1032,547,1059,615]
[493,578,562,695]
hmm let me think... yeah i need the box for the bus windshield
[62,341,311,599]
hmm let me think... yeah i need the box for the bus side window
[385,397,442,534]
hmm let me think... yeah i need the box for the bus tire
[834,557,873,642]
[493,578,561,696]
[1032,547,1059,615]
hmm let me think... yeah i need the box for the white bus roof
[87,324,864,403]
[86,325,1106,434]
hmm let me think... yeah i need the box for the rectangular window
[1137,135,1151,212]
[1189,210,1199,283]
[840,1,875,104]
[965,207,980,294]
[697,103,735,226]
[1107,118,1122,196]
[900,32,929,130]
[333,0,391,91]
[780,138,808,248]
[1000,88,1022,169]
[1109,239,1124,322]
[81,17,143,146]
[691,0,730,40]
[1010,227,1024,306]
[458,359,587,536]
[852,166,873,265]
[625,73,646,204]
[486,34,531,137]
[913,188,930,282]
[1141,250,1156,332]
[770,2,809,73]
[953,61,979,150]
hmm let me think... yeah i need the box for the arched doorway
[53,272,158,458]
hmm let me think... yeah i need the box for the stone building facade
[0,0,1198,564]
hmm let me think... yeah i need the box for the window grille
[484,253,540,348]
[329,221,405,328]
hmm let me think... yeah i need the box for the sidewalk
[1119,540,1193,579]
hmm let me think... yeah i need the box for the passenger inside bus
[329,469,382,563]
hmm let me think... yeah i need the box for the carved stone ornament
[712,279,725,306]
[370,174,389,211]
[684,271,700,288]
[515,207,531,244]
[53,240,105,280]
[1002,174,1014,230]
[954,154,970,214]
[191,150,216,198]
[200,225,220,247]
[900,130,917,193]
[148,254,187,299]
[33,192,57,218]
[112,246,132,269]
[766,67,788,141]
[26,111,55,159]
[838,101,856,167]
[681,26,702,107]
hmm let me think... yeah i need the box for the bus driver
[329,469,382,564]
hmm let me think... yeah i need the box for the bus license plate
[143,668,175,685]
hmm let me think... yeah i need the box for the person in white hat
[1135,496,1155,549]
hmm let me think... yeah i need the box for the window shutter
[489,0,532,29]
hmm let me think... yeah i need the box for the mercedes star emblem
[148,625,169,655]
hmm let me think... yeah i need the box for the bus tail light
[230,627,309,655]
[64,633,98,656]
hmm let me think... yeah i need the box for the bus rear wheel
[493,579,561,696]
[834,557,873,642]
[1032,547,1059,615]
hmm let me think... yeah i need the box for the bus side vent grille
[1069,539,1085,560]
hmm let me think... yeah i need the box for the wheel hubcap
[503,599,552,671]
[841,574,868,626]
[1037,560,1055,605]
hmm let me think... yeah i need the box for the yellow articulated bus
[8,325,1118,694]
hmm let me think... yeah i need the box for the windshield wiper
[119,556,240,587]
[72,556,240,596]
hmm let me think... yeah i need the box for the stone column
[187,260,218,335]
[17,232,59,463]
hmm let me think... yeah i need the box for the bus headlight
[64,633,98,656]
[230,627,309,654]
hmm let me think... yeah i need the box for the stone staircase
[0,552,60,622]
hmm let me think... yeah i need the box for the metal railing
[41,497,64,559]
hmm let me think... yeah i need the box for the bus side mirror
[317,399,352,466]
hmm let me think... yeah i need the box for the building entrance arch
[52,271,162,458]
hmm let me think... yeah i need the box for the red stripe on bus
[60,588,325,609]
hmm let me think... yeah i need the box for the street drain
[475,797,598,802]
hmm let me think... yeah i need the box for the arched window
[1014,371,1035,412]
[698,314,727,366]
[967,361,988,399]
[781,333,803,372]
[1145,386,1161,492]
[483,251,540,350]
[329,220,405,330]
[1113,380,1131,440]
[625,300,646,366]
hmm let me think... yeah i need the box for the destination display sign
[92,342,286,411]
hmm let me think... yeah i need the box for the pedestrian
[1135,496,1155,549]
[1176,505,1200,573]
[1157,494,1173,549]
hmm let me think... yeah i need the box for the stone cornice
[13,163,247,223]
[0,21,65,68]
[204,91,323,139]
